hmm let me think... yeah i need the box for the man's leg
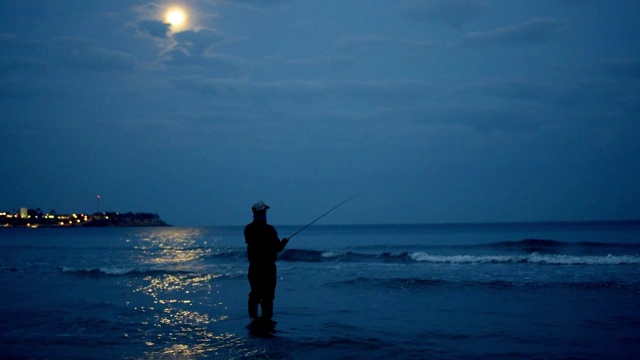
[248,294,259,319]
[261,300,273,320]
[248,271,260,319]
[261,270,277,320]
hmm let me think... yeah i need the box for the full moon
[164,7,188,30]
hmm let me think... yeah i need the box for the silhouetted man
[244,200,289,320]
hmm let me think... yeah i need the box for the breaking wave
[408,252,640,265]
[279,238,640,266]
[489,238,640,254]
[59,266,193,277]
[328,277,640,291]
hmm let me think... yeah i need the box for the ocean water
[1,221,639,359]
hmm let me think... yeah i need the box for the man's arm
[277,237,289,252]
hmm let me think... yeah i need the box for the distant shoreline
[1,209,170,228]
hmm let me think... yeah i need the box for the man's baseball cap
[251,201,270,212]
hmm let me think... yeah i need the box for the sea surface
[1,221,639,359]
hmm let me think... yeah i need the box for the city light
[1,208,168,227]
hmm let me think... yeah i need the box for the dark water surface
[1,222,639,359]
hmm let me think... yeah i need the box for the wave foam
[409,253,518,264]
[280,248,640,265]
[409,252,640,265]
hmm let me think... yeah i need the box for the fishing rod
[287,193,359,240]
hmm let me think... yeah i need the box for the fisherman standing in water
[244,201,289,320]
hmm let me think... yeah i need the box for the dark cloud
[144,27,233,72]
[595,59,640,79]
[336,36,392,52]
[220,0,286,8]
[172,28,226,54]
[0,33,28,51]
[261,55,359,72]
[169,77,327,100]
[133,19,171,39]
[464,79,556,103]
[339,80,436,104]
[0,33,47,60]
[553,78,640,113]
[337,35,436,50]
[0,33,19,43]
[163,49,249,75]
[461,73,639,124]
[402,0,491,28]
[170,77,249,97]
[400,104,549,133]
[336,35,440,61]
[563,0,596,4]
[0,79,55,98]
[0,57,50,98]
[463,18,567,47]
[0,58,47,77]
[0,34,136,74]
[52,37,137,72]
[169,77,435,108]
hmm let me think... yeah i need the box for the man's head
[251,200,270,213]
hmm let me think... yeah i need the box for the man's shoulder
[245,222,276,231]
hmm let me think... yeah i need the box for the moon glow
[164,7,188,31]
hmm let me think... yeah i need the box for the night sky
[2,0,639,226]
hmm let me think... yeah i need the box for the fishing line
[287,193,359,240]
